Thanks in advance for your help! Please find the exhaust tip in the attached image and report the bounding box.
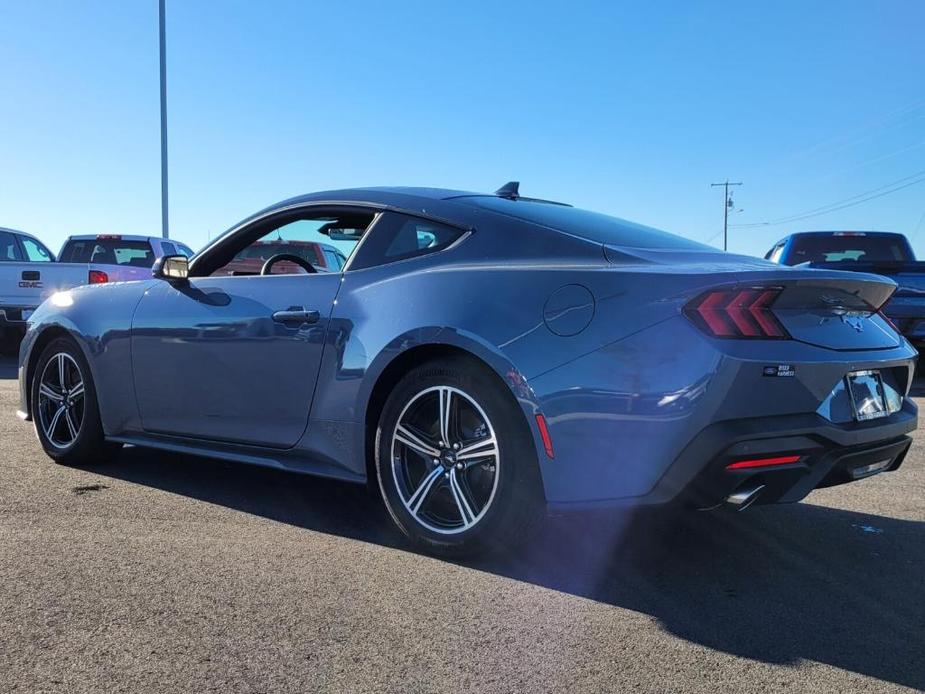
[725,484,766,511]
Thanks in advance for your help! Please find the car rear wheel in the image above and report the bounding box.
[376,357,543,556]
[31,337,120,465]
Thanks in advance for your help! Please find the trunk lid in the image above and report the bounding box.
[604,246,901,351]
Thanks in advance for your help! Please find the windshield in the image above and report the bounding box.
[785,234,913,265]
[463,196,711,250]
[60,239,155,267]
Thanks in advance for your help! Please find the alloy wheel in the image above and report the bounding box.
[390,385,500,534]
[37,352,85,449]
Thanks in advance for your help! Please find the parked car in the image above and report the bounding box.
[0,227,93,354]
[58,235,195,283]
[765,231,925,349]
[16,185,918,556]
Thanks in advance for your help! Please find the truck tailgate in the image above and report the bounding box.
[0,263,90,311]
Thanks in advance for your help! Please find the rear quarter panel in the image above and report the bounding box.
[305,219,770,478]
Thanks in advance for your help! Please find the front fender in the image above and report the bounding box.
[17,282,152,433]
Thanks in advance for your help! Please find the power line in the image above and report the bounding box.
[710,180,741,251]
[731,169,925,229]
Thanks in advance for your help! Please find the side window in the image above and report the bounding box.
[177,245,194,258]
[160,241,177,256]
[766,244,784,263]
[350,213,465,270]
[0,231,24,261]
[20,236,54,261]
[207,211,374,277]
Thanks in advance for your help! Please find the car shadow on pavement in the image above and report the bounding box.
[86,444,924,691]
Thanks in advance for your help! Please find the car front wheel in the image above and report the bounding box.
[376,357,543,556]
[31,337,120,465]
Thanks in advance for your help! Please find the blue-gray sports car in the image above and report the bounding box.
[16,184,919,555]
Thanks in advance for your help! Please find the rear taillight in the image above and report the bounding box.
[684,287,789,339]
[88,270,109,284]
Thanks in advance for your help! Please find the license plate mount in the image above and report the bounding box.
[846,370,888,422]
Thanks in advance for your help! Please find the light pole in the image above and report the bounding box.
[159,0,169,239]
[710,180,741,251]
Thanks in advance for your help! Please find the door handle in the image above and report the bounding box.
[272,308,320,325]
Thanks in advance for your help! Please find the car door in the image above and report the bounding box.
[128,212,364,448]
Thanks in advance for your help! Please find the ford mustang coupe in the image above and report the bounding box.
[16,184,918,555]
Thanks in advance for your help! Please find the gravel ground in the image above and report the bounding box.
[1,358,922,693]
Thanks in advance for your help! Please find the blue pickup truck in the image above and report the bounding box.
[765,231,925,349]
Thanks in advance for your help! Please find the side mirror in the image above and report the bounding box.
[152,255,189,281]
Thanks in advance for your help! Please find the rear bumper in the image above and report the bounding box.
[0,307,36,326]
[547,399,918,513]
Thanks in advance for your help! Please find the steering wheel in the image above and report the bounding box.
[260,253,317,275]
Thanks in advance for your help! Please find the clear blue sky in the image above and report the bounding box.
[1,1,923,258]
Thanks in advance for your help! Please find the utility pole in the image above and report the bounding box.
[710,180,741,251]
[159,0,169,238]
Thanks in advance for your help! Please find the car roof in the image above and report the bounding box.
[0,226,44,242]
[785,230,901,237]
[66,234,160,242]
[236,186,569,231]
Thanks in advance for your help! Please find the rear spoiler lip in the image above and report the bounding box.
[724,268,898,312]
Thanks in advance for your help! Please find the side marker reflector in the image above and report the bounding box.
[535,414,554,459]
[726,455,801,470]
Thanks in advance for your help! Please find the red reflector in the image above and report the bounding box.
[535,414,554,459]
[726,455,801,470]
[684,287,789,339]
[88,270,109,284]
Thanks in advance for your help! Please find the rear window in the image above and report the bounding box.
[60,239,155,267]
[463,197,710,250]
[785,234,912,265]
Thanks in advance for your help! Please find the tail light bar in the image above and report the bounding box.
[684,287,789,339]
[88,270,109,284]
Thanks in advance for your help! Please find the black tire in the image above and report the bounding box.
[31,337,121,465]
[375,356,544,557]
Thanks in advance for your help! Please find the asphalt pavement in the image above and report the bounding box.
[1,358,923,693]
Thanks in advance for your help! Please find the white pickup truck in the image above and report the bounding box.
[0,227,91,353]
[0,229,194,354]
